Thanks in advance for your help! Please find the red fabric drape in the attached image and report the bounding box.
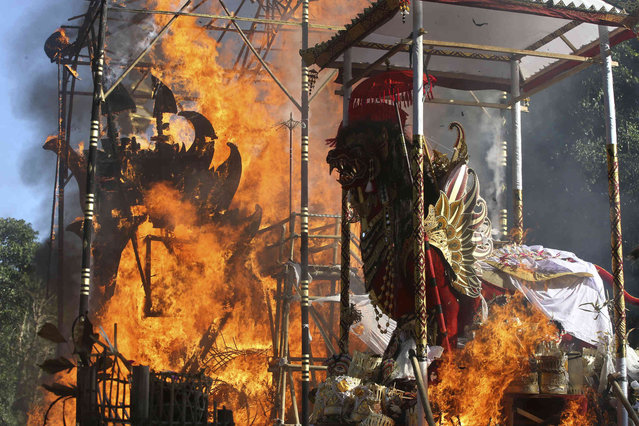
[595,264,639,307]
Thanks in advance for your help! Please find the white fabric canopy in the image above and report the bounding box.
[481,244,613,347]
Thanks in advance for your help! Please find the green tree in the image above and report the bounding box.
[0,218,54,425]
[523,37,639,345]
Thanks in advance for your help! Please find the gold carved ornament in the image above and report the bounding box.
[425,191,482,298]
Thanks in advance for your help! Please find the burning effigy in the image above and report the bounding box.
[31,0,639,425]
[314,102,639,424]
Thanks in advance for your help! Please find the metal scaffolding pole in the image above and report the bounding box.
[79,0,107,320]
[300,0,310,423]
[599,25,628,426]
[511,59,523,244]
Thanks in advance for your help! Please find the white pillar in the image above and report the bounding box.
[412,1,424,136]
[510,59,523,243]
[599,25,628,426]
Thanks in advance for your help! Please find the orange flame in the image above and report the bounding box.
[430,295,559,424]
[90,1,368,424]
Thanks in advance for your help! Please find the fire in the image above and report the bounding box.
[33,1,377,424]
[430,295,559,424]
[559,398,592,426]
[92,0,368,424]
[56,27,69,45]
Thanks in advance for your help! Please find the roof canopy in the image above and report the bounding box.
[302,0,637,100]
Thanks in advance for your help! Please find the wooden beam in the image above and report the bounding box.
[560,34,579,53]
[217,0,301,111]
[516,408,544,424]
[521,27,625,92]
[309,69,338,104]
[356,35,594,63]
[427,97,528,112]
[356,40,511,62]
[524,21,581,52]
[420,38,599,63]
[512,61,593,105]
[347,38,410,87]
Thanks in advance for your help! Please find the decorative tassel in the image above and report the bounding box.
[399,0,410,23]
[365,159,375,193]
[365,180,374,193]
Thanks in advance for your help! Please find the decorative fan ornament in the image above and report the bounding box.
[425,191,482,298]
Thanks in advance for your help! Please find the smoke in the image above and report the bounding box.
[422,88,507,234]
[522,74,615,269]
[5,1,87,235]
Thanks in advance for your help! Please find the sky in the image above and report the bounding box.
[0,2,87,238]
[0,2,633,273]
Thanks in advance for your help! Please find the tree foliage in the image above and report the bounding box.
[523,37,639,345]
[565,38,639,206]
[0,218,54,425]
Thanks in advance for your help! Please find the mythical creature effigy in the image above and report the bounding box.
[327,102,492,351]
[44,77,262,308]
[317,99,639,425]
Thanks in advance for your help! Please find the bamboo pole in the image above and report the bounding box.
[410,350,436,426]
[609,374,639,426]
[56,61,69,357]
[339,48,352,356]
[288,369,300,425]
[309,69,338,104]
[300,0,310,423]
[77,5,107,424]
[599,26,628,426]
[277,269,293,422]
[218,0,301,111]
[411,2,431,425]
[78,0,107,319]
[412,0,426,361]
[418,38,598,63]
[109,5,344,30]
[103,1,191,99]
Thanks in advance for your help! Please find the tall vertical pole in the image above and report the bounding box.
[300,0,311,423]
[500,139,508,240]
[411,1,429,424]
[77,5,107,423]
[500,91,509,240]
[56,62,69,357]
[289,112,294,225]
[79,0,107,319]
[599,25,627,426]
[510,59,523,244]
[412,0,426,358]
[339,49,352,355]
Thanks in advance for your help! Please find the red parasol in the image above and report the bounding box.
[349,70,436,113]
[325,102,408,146]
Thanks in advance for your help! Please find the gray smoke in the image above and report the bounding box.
[9,1,87,234]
